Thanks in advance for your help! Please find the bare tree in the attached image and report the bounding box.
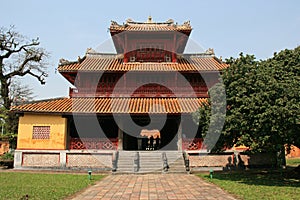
[9,80,35,106]
[0,26,48,133]
[1,80,35,134]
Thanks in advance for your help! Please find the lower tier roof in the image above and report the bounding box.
[11,97,207,114]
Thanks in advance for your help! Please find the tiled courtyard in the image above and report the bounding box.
[70,174,237,200]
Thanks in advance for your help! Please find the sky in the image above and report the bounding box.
[1,0,300,100]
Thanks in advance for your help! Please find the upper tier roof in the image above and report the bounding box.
[58,50,228,72]
[110,17,192,33]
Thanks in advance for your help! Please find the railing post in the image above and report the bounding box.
[183,151,190,172]
[177,121,182,151]
[162,152,169,172]
[133,152,139,172]
[112,151,118,172]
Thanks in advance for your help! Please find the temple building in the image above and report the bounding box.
[12,17,228,171]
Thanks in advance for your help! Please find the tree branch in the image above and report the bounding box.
[0,41,40,60]
[4,68,46,84]
[27,71,46,84]
[3,51,44,79]
[1,26,40,60]
[0,25,49,134]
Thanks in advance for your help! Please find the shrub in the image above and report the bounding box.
[0,152,14,160]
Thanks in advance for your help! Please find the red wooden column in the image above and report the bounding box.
[172,33,177,62]
[117,127,123,150]
[124,34,128,63]
[124,73,126,93]
[175,72,178,93]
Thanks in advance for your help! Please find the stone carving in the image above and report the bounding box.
[115,54,124,59]
[176,54,183,59]
[59,58,70,65]
[110,20,119,26]
[183,20,191,27]
[126,18,133,24]
[86,47,97,54]
[166,19,174,24]
[205,48,215,55]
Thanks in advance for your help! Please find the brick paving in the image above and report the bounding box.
[70,174,237,200]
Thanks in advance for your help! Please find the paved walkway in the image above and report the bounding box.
[70,174,237,200]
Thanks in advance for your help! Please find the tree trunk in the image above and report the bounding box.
[0,78,17,133]
[1,78,12,110]
[276,145,286,168]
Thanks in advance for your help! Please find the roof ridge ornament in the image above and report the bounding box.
[147,16,153,23]
[205,48,215,55]
[59,58,70,65]
[110,18,192,30]
[115,54,124,59]
[183,20,191,27]
[125,18,133,24]
[110,20,119,26]
[166,19,174,25]
[86,47,98,55]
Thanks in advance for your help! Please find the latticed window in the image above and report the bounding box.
[32,126,50,139]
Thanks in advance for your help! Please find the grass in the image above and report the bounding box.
[198,170,300,200]
[286,158,300,166]
[0,172,105,200]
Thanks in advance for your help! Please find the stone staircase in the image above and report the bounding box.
[165,151,187,173]
[116,151,136,173]
[115,151,187,174]
[139,151,164,173]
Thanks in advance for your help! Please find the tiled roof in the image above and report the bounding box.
[58,54,228,72]
[110,24,191,32]
[11,97,207,114]
[110,18,192,32]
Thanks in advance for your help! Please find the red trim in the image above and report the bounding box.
[182,138,205,150]
[69,138,118,150]
[17,148,66,150]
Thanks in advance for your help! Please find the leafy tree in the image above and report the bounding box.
[0,26,48,133]
[193,82,227,152]
[224,48,299,153]
[194,46,300,158]
[262,48,300,150]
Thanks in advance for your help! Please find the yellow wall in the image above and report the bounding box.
[17,114,67,150]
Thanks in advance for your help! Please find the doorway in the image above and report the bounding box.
[122,115,180,150]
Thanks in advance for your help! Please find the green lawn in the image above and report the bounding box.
[0,172,105,200]
[198,170,300,200]
[286,158,300,166]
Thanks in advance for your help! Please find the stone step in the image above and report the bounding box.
[140,161,162,163]
[116,151,186,173]
[117,160,134,163]
[117,160,134,162]
[117,164,133,167]
[140,160,162,162]
[140,164,162,166]
[165,154,186,173]
[117,167,134,171]
[116,152,136,173]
